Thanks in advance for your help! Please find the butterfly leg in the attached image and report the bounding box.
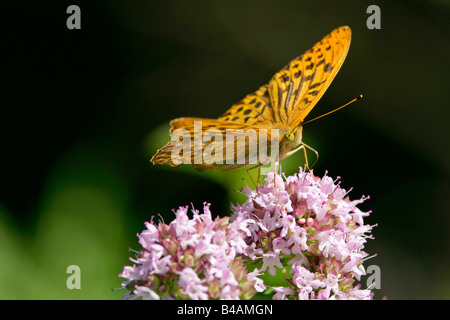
[272,163,288,213]
[248,162,287,213]
[246,163,264,189]
[302,142,319,169]
[301,143,320,180]
[266,162,287,213]
[285,143,319,175]
[257,167,261,187]
[285,144,305,159]
[285,144,309,170]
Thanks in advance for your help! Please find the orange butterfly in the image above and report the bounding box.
[151,26,352,175]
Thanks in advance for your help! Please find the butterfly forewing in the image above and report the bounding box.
[268,26,351,128]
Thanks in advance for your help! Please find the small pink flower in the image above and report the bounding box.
[120,203,263,300]
[231,167,376,300]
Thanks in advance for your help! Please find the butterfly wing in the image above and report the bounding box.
[216,85,276,128]
[151,118,283,171]
[267,26,351,128]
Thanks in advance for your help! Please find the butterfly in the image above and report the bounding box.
[151,26,351,175]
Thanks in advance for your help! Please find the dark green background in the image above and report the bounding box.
[1,0,449,299]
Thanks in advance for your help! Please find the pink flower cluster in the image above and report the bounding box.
[120,167,375,300]
[120,204,265,300]
[231,168,374,299]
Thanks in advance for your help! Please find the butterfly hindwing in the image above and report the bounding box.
[216,85,275,127]
[151,118,282,171]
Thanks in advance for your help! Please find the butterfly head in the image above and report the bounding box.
[279,126,304,160]
[285,126,303,147]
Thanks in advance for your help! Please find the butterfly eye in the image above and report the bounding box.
[286,130,295,141]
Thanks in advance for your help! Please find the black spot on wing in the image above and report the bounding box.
[309,80,326,89]
[316,59,325,67]
[306,63,314,70]
[280,73,290,83]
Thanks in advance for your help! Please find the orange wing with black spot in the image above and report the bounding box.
[268,26,351,127]
[216,84,275,128]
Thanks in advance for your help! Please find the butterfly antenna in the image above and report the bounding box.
[302,95,363,125]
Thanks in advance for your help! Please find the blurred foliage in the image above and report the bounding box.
[1,0,449,299]
[0,142,130,299]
